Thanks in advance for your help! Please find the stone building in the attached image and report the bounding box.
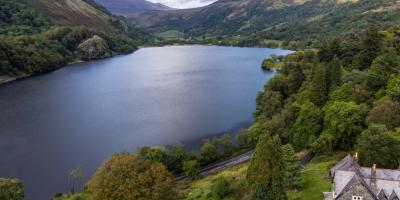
[324,154,400,200]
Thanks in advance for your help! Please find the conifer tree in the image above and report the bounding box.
[308,64,328,107]
[282,144,304,189]
[327,56,341,92]
[247,135,287,200]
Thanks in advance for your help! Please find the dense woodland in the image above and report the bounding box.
[0,0,151,78]
[253,27,400,166]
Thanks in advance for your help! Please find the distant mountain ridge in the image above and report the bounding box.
[93,0,173,16]
[19,0,122,31]
[131,0,400,47]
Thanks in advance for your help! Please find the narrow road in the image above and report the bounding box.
[176,149,314,180]
[176,150,254,180]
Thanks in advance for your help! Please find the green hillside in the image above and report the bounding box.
[131,0,400,47]
[0,0,153,81]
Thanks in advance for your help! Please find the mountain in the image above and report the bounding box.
[93,0,172,16]
[131,0,400,47]
[19,0,124,31]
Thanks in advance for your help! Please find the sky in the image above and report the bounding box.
[148,0,217,9]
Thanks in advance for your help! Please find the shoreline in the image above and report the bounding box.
[0,53,123,86]
[0,45,291,86]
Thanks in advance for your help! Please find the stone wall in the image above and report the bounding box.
[337,182,376,200]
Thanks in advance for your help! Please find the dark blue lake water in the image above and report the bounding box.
[0,46,291,199]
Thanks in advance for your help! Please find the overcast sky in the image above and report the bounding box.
[148,0,216,9]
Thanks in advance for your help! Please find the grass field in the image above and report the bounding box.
[156,30,185,40]
[287,152,347,200]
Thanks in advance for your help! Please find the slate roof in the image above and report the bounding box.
[329,155,400,200]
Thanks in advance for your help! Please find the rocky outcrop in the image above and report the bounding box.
[76,35,111,60]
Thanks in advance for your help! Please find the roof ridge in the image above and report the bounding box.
[360,166,400,172]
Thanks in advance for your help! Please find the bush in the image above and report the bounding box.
[210,176,230,200]
[183,160,200,178]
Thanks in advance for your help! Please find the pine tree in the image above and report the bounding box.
[247,135,287,200]
[308,63,328,107]
[327,56,341,92]
[282,144,304,190]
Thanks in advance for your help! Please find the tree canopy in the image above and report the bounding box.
[0,178,24,200]
[88,153,175,200]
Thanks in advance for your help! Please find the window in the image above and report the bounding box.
[352,196,363,200]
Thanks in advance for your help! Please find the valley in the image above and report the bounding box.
[1,0,400,200]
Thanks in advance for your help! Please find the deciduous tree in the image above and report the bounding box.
[357,125,400,168]
[292,101,323,151]
[88,153,175,200]
[0,178,24,200]
[322,101,369,150]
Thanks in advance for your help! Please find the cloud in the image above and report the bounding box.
[148,0,217,9]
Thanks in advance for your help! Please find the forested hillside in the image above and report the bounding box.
[252,26,400,167]
[132,0,400,47]
[0,0,152,81]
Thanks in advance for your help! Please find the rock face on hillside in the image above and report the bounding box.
[76,35,111,60]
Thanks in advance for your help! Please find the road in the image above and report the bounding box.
[176,149,314,180]
[176,150,254,180]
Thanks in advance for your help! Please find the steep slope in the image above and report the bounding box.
[0,0,153,81]
[19,0,125,32]
[131,0,400,46]
[93,0,172,16]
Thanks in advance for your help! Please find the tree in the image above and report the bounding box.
[292,101,323,151]
[69,166,84,194]
[218,134,235,157]
[166,144,186,173]
[308,64,328,106]
[210,176,230,199]
[326,56,341,92]
[183,160,200,178]
[367,97,400,130]
[318,37,342,63]
[286,64,305,95]
[367,48,400,89]
[0,178,24,200]
[88,153,175,200]
[322,101,369,150]
[353,27,381,70]
[250,182,268,200]
[282,145,304,189]
[247,135,287,200]
[255,90,284,119]
[357,125,400,168]
[387,75,400,100]
[137,146,167,164]
[200,139,219,164]
[236,129,251,149]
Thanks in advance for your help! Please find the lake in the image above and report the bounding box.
[0,46,291,199]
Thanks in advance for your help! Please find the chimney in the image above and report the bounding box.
[370,164,377,190]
